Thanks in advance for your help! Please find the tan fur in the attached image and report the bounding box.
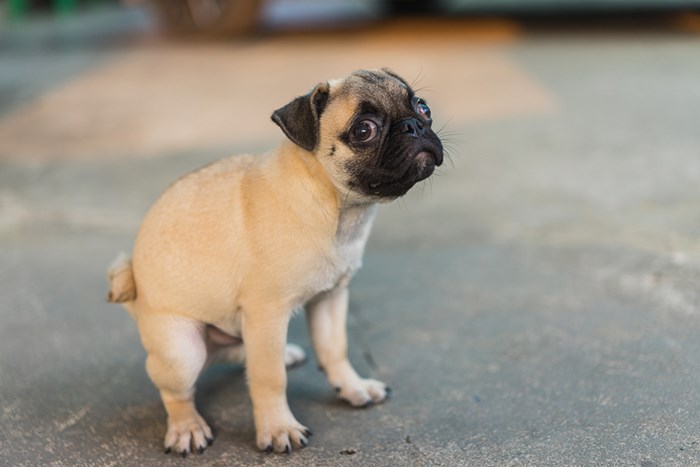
[107,70,430,456]
[107,253,136,303]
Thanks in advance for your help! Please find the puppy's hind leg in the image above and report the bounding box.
[209,344,306,368]
[283,343,307,369]
[137,314,213,457]
[205,324,307,369]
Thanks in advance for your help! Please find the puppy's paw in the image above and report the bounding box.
[164,412,213,457]
[284,343,307,369]
[256,413,311,454]
[336,377,391,407]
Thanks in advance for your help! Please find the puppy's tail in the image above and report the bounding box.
[107,253,137,304]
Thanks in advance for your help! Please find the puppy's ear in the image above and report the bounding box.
[271,82,330,152]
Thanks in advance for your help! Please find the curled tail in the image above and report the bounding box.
[107,253,137,303]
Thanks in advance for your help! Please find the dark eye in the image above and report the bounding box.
[415,99,432,121]
[352,119,379,142]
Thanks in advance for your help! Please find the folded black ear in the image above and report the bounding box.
[271,82,330,152]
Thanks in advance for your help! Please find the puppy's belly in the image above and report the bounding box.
[206,324,243,346]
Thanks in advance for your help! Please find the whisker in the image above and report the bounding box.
[442,146,460,157]
[398,196,407,212]
[440,138,464,148]
[437,130,463,139]
[436,132,464,144]
[410,67,425,90]
[413,86,437,96]
[435,115,456,134]
[439,142,460,167]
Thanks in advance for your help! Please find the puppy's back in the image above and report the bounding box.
[129,154,257,317]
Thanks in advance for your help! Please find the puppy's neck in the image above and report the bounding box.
[274,141,377,245]
[273,141,339,210]
[336,203,377,245]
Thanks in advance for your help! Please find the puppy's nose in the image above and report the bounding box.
[398,118,426,138]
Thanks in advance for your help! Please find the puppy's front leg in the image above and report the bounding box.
[307,288,390,407]
[243,310,311,453]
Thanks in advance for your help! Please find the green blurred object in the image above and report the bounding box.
[54,0,79,15]
[8,0,29,20]
[7,0,78,20]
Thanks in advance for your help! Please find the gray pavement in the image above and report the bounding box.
[2,6,700,466]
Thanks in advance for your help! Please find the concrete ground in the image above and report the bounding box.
[2,4,700,466]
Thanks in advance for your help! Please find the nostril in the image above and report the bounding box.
[397,118,425,138]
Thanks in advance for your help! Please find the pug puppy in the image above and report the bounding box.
[108,68,444,456]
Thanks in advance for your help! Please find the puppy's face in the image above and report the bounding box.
[272,69,444,202]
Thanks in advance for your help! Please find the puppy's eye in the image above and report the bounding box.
[352,120,379,142]
[415,99,432,121]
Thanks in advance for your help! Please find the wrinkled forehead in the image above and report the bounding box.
[329,70,414,116]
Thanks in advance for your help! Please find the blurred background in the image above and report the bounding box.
[2,1,700,465]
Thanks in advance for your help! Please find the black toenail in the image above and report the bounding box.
[181,451,188,458]
[198,446,205,454]
[300,438,308,448]
[335,386,341,393]
[265,445,273,454]
[206,437,214,446]
[304,429,313,437]
[285,444,291,454]
[164,447,172,454]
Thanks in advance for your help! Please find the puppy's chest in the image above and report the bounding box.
[301,205,377,302]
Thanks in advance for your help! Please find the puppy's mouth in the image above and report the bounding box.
[413,150,442,181]
[365,146,444,198]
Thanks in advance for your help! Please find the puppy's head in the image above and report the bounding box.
[272,69,444,202]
